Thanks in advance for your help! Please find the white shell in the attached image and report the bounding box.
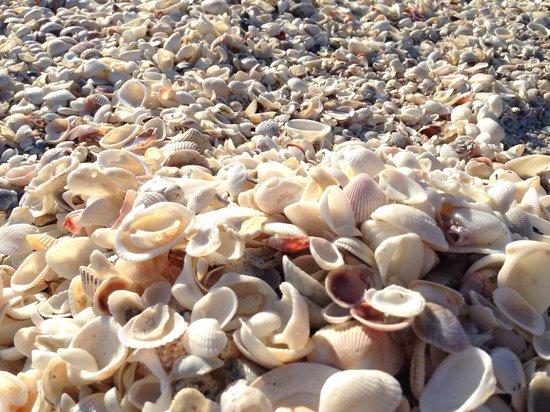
[220,380,273,412]
[420,347,497,412]
[319,370,402,412]
[492,287,545,335]
[342,173,386,223]
[377,168,428,204]
[365,285,425,317]
[183,318,228,358]
[309,237,345,270]
[191,287,238,328]
[319,185,361,236]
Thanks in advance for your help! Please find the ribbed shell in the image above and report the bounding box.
[371,204,449,251]
[0,224,38,256]
[343,173,386,223]
[183,318,228,358]
[308,322,403,375]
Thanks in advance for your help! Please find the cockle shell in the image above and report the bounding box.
[371,204,449,251]
[183,318,228,358]
[115,202,194,262]
[506,155,550,178]
[99,125,141,150]
[325,265,374,308]
[285,119,331,142]
[0,224,38,256]
[374,233,426,286]
[309,237,345,270]
[307,321,403,375]
[220,379,273,412]
[342,173,386,223]
[117,79,149,109]
[170,388,220,412]
[420,347,497,412]
[319,370,402,412]
[254,177,304,215]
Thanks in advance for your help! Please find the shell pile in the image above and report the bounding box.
[0,0,549,411]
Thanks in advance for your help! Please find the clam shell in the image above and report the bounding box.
[412,302,469,353]
[10,250,48,292]
[285,119,331,142]
[117,79,149,109]
[497,240,550,313]
[282,255,330,307]
[220,379,273,412]
[371,204,449,251]
[99,125,141,150]
[251,363,338,411]
[420,347,497,412]
[409,280,464,316]
[0,371,29,408]
[307,321,403,375]
[506,155,550,178]
[107,290,144,326]
[191,286,238,328]
[186,226,222,257]
[342,173,386,223]
[492,287,545,336]
[254,177,304,215]
[284,201,332,237]
[325,265,374,308]
[490,347,526,411]
[333,237,376,267]
[46,237,102,280]
[374,233,425,286]
[319,370,402,412]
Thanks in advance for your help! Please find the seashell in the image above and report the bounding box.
[307,321,403,375]
[285,119,331,142]
[107,290,144,325]
[420,347,497,412]
[490,347,526,411]
[377,168,428,204]
[492,287,545,336]
[0,224,38,256]
[282,255,330,307]
[309,237,345,270]
[364,285,425,318]
[342,173,386,223]
[97,149,151,176]
[115,202,194,262]
[0,189,18,213]
[183,318,228,358]
[220,379,273,412]
[99,125,141,149]
[412,302,469,353]
[59,316,127,385]
[528,372,550,412]
[170,387,219,412]
[190,286,238,328]
[118,303,188,349]
[271,282,310,350]
[325,265,374,308]
[5,164,39,187]
[283,201,332,237]
[251,363,338,411]
[374,233,425,286]
[263,222,308,238]
[333,237,376,267]
[319,370,402,412]
[10,251,48,292]
[117,79,149,109]
[371,204,449,251]
[319,185,361,236]
[255,120,279,137]
[254,177,304,215]
[186,226,222,257]
[169,354,224,382]
[497,240,550,314]
[0,371,29,408]
[409,280,464,316]
[46,236,101,280]
[506,155,550,179]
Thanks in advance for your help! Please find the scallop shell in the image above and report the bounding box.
[319,370,402,412]
[183,318,228,358]
[492,287,545,335]
[251,363,338,411]
[115,202,194,262]
[59,316,127,385]
[307,321,403,375]
[377,168,428,204]
[342,173,386,223]
[118,303,188,349]
[333,237,376,267]
[309,237,345,270]
[419,347,497,412]
[371,204,449,251]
